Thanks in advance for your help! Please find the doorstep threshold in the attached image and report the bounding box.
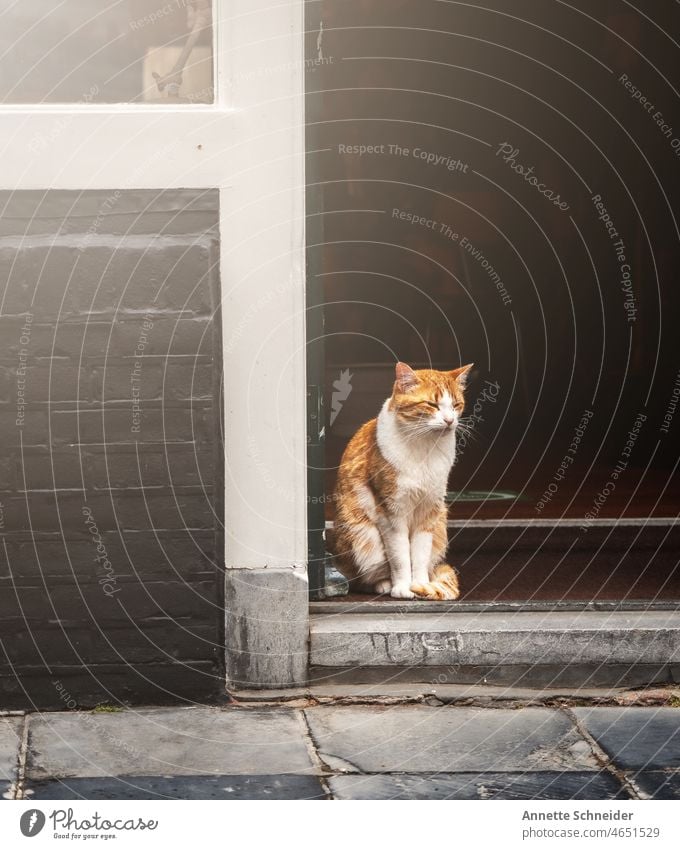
[310,599,680,615]
[325,517,680,530]
[310,609,680,670]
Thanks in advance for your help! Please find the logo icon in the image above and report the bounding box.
[330,369,353,426]
[20,809,46,837]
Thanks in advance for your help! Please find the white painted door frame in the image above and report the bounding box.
[0,0,308,688]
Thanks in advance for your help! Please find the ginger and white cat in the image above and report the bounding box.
[330,362,472,600]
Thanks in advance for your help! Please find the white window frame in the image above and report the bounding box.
[0,0,308,575]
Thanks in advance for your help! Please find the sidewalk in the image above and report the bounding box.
[1,701,679,800]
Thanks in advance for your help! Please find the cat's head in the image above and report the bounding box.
[388,362,473,433]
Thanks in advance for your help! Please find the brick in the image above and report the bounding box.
[0,490,215,534]
[0,410,49,449]
[0,493,113,534]
[0,189,218,238]
[0,620,217,667]
[0,317,40,361]
[50,407,214,446]
[112,492,217,531]
[50,321,114,359]
[0,320,115,362]
[153,245,216,315]
[0,245,80,318]
[0,457,13,490]
[93,364,164,402]
[87,449,214,488]
[8,363,93,403]
[0,534,217,580]
[73,244,215,316]
[113,317,214,357]
[0,662,220,709]
[18,452,88,490]
[0,366,11,402]
[0,579,218,624]
[166,365,214,400]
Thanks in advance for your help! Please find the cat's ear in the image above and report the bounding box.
[450,363,474,389]
[395,361,419,393]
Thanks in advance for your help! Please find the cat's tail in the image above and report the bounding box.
[411,564,460,601]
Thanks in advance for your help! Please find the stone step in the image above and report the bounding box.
[310,610,680,688]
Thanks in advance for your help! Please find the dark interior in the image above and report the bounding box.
[306,0,680,601]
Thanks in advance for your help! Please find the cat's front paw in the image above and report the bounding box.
[390,583,415,599]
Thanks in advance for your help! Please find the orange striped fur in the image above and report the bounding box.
[330,362,472,600]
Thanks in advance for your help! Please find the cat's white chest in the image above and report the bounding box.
[377,404,455,503]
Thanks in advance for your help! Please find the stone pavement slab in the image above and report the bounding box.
[304,706,598,773]
[574,707,680,769]
[0,717,22,796]
[633,771,680,800]
[329,771,628,800]
[27,707,314,779]
[17,704,680,800]
[26,774,325,800]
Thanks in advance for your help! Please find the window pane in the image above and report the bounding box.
[0,1,214,104]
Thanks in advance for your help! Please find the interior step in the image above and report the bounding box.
[322,519,680,601]
[310,609,680,688]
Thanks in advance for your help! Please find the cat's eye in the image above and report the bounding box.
[425,401,439,409]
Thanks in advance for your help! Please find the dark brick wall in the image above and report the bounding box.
[0,190,224,709]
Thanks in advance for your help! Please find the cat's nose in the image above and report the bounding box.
[443,414,455,426]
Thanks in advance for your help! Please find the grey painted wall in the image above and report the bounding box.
[0,189,224,709]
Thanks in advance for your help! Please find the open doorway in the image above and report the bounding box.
[306,0,680,603]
